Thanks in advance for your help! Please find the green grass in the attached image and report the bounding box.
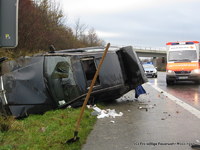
[0,108,97,150]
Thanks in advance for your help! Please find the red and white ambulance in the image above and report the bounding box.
[166,41,200,85]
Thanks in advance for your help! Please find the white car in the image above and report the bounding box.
[143,64,157,78]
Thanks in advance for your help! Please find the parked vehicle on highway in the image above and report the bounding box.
[166,41,200,85]
[0,46,147,118]
[143,64,157,78]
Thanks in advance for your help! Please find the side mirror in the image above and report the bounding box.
[0,0,19,48]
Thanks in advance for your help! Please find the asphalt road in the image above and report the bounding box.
[82,75,200,150]
[148,72,200,110]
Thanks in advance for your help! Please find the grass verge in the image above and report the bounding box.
[0,107,97,150]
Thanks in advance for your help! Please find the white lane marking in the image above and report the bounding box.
[147,83,200,119]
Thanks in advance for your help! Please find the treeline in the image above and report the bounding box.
[15,0,105,52]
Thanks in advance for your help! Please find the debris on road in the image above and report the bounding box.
[92,106,102,114]
[97,109,123,119]
[138,106,148,112]
[137,102,156,112]
[110,120,115,123]
[91,106,123,119]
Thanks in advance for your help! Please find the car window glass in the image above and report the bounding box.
[44,56,80,105]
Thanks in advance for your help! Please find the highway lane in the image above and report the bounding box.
[83,76,200,150]
[147,71,200,110]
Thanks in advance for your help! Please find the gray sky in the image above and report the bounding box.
[60,0,200,48]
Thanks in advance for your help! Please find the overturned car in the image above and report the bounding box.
[0,46,147,118]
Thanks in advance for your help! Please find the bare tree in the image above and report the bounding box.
[87,28,100,46]
[74,18,88,40]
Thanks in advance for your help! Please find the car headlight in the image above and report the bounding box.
[191,69,200,74]
[167,70,175,75]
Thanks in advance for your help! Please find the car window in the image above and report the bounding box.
[44,56,80,105]
[143,64,155,68]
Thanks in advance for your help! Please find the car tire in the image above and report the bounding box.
[194,80,200,85]
[166,79,174,85]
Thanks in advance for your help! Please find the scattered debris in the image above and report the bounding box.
[161,118,165,120]
[110,120,115,123]
[91,111,100,116]
[87,105,92,108]
[176,111,180,114]
[92,106,102,114]
[137,103,155,111]
[138,106,148,112]
[91,106,123,119]
[67,105,72,108]
[91,106,102,116]
[97,109,123,119]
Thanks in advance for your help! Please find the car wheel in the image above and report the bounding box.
[166,79,174,85]
[194,80,200,84]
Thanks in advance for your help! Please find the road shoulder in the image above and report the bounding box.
[82,83,200,150]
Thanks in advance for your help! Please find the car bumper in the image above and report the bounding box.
[145,72,157,77]
[166,74,200,81]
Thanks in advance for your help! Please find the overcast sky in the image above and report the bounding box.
[60,0,200,48]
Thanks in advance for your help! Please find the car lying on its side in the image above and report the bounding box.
[0,46,147,118]
[143,64,157,78]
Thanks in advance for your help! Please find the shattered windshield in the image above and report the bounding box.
[44,56,80,105]
[168,50,197,61]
